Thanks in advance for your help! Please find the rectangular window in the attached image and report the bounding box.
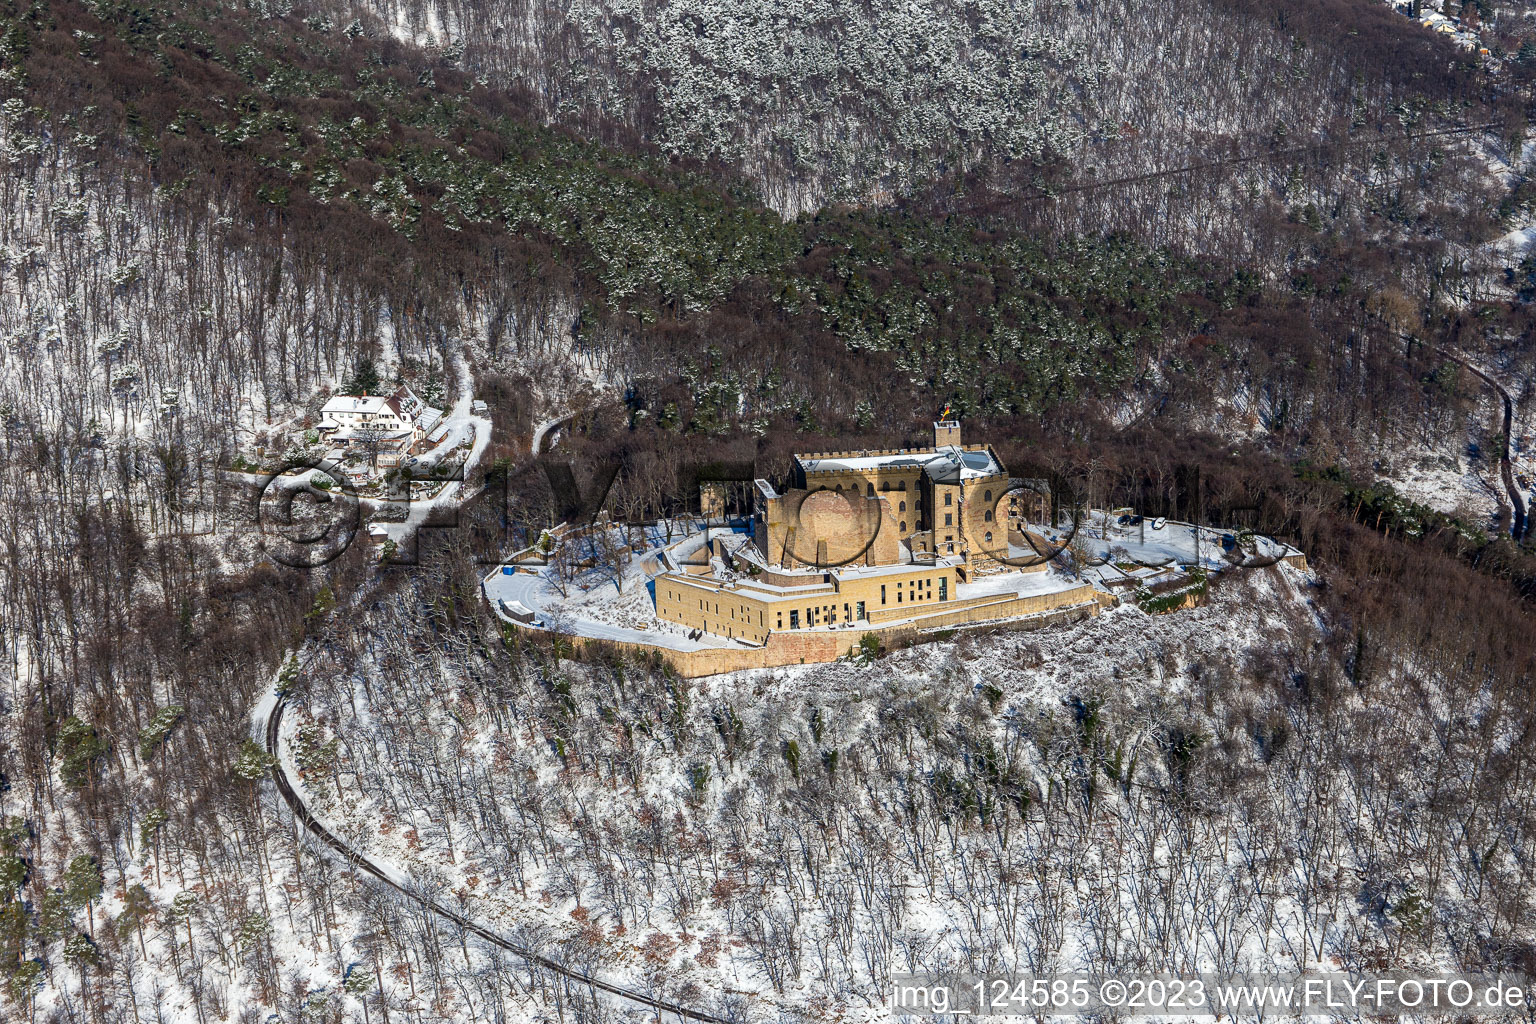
[945,513,953,526]
[856,601,866,619]
[939,578,948,601]
[790,610,800,629]
[945,492,952,506]
[881,585,887,604]
[897,590,903,603]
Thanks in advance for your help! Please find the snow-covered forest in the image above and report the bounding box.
[104,539,1536,1023]
[285,569,1380,1022]
[319,0,1492,220]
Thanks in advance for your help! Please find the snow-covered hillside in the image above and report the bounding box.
[319,0,1456,216]
[257,559,1533,1021]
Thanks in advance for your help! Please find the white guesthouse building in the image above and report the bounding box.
[317,385,444,468]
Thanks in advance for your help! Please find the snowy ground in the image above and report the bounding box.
[375,358,494,544]
[1380,451,1501,525]
[1044,512,1301,571]
[407,416,475,471]
[483,520,749,650]
[1498,224,1536,260]
[1493,137,1536,265]
[955,566,1089,599]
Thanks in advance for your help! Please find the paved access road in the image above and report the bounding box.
[261,690,736,1023]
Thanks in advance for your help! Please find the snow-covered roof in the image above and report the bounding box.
[729,539,962,580]
[799,453,927,473]
[924,446,1003,483]
[320,385,439,426]
[797,445,1003,483]
[322,394,392,415]
[823,555,963,578]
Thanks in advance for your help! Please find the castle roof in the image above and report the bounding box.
[923,447,1003,483]
[796,445,1003,482]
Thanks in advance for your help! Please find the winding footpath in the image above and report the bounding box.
[530,412,577,457]
[959,122,1499,213]
[1438,347,1527,540]
[377,350,495,546]
[261,692,733,1023]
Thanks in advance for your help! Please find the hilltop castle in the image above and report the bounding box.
[654,420,1075,644]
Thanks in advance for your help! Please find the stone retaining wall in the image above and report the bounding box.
[548,593,1106,678]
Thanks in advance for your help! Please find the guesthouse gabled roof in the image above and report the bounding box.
[321,385,440,427]
[321,393,393,416]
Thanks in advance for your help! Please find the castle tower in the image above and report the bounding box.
[933,418,961,449]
